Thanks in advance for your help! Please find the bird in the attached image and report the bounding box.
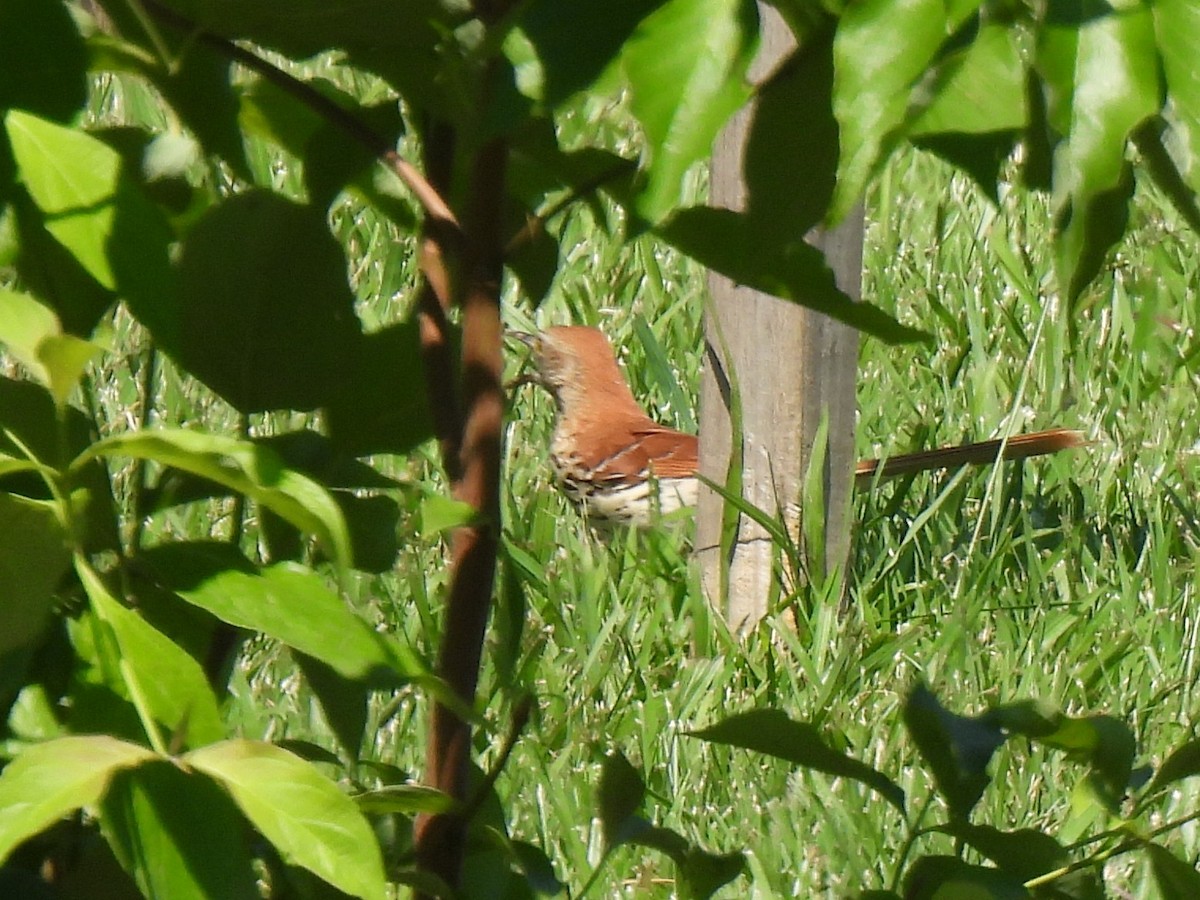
[517,325,1084,527]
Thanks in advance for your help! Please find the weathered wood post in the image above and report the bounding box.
[696,6,862,630]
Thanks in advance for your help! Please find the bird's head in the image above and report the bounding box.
[513,326,638,414]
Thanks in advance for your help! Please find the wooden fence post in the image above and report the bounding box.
[696,6,862,630]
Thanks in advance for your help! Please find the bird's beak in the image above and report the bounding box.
[505,329,542,391]
[508,330,538,349]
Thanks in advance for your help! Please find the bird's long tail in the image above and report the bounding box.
[854,428,1085,486]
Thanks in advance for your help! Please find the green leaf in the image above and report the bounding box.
[507,837,566,896]
[354,784,459,816]
[1036,714,1136,810]
[0,493,70,657]
[515,0,663,109]
[175,190,362,412]
[1152,0,1200,194]
[0,289,103,404]
[655,206,928,343]
[991,700,1137,811]
[904,22,1025,199]
[911,131,1018,204]
[0,379,120,555]
[1148,842,1200,899]
[950,823,1068,883]
[907,23,1025,137]
[185,739,387,900]
[0,0,87,123]
[676,847,746,900]
[238,77,404,208]
[632,823,689,860]
[901,855,1028,900]
[0,734,155,864]
[1148,739,1200,795]
[333,492,401,574]
[295,652,368,760]
[101,760,259,900]
[5,110,120,287]
[1050,1,1159,300]
[5,112,178,346]
[689,709,905,812]
[7,188,116,336]
[420,494,480,535]
[598,751,647,850]
[77,560,225,749]
[903,682,1006,820]
[77,428,352,571]
[1132,119,1200,234]
[90,4,250,180]
[155,0,459,118]
[831,0,984,222]
[324,320,436,456]
[744,33,838,236]
[624,0,758,221]
[137,541,418,683]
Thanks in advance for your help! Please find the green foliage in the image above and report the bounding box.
[1,0,1199,897]
[685,682,1200,897]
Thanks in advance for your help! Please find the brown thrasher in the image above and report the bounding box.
[519,325,1083,527]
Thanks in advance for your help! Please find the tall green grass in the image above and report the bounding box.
[71,66,1200,897]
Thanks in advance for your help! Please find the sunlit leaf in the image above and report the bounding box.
[77,560,225,749]
[4,112,178,346]
[831,0,983,222]
[185,740,387,900]
[354,784,459,816]
[624,0,758,221]
[1153,0,1200,194]
[1049,1,1159,300]
[0,289,104,404]
[76,429,352,571]
[137,542,418,682]
[0,493,70,657]
[0,735,154,863]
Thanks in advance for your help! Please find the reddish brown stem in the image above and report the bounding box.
[416,119,465,483]
[413,133,508,893]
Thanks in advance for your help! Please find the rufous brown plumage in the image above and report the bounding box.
[521,325,1083,527]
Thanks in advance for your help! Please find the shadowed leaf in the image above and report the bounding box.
[598,751,646,850]
[657,206,927,343]
[689,709,905,812]
[175,190,362,412]
[102,761,259,900]
[904,683,1005,820]
[1148,842,1200,899]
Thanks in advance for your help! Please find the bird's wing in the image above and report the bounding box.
[586,423,698,485]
